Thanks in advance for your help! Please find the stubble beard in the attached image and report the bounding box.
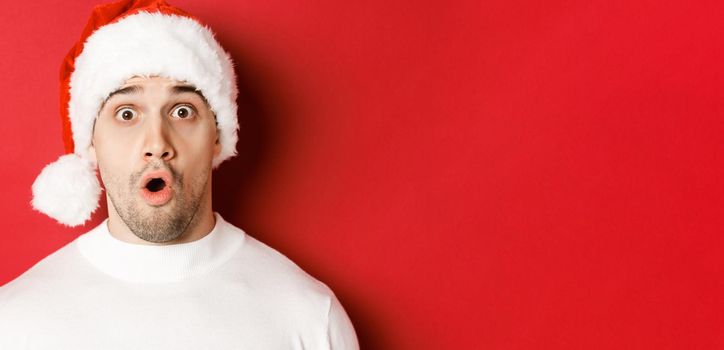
[102,162,209,243]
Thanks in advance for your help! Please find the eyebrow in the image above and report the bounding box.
[102,84,210,107]
[106,85,143,100]
[172,85,209,105]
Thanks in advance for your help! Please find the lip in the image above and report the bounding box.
[139,170,174,206]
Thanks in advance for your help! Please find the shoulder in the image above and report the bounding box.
[0,237,83,340]
[219,220,335,315]
[0,238,81,301]
[219,221,359,348]
[223,220,334,299]
[0,229,103,310]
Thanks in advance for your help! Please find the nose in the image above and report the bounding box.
[142,115,175,163]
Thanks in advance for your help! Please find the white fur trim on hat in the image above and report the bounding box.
[31,154,102,227]
[69,11,239,167]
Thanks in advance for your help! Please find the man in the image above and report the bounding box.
[0,1,359,349]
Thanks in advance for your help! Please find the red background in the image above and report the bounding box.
[1,0,723,348]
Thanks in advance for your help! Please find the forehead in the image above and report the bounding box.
[117,75,189,92]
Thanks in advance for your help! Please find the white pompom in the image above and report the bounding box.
[31,154,102,227]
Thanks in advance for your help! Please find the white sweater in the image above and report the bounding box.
[0,213,359,350]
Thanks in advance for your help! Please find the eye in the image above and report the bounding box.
[171,105,195,119]
[114,107,137,121]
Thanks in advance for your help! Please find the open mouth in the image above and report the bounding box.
[145,178,167,193]
[140,171,174,206]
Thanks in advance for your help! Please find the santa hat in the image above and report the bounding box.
[31,0,238,227]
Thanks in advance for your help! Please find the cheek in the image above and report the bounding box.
[96,160,125,195]
[93,130,137,186]
[174,123,218,158]
[93,140,133,171]
[93,119,136,160]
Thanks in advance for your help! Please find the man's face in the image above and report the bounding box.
[90,76,220,243]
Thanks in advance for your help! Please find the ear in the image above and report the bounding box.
[88,119,99,165]
[213,128,221,157]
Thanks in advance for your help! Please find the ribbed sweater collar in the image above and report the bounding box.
[76,212,244,284]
